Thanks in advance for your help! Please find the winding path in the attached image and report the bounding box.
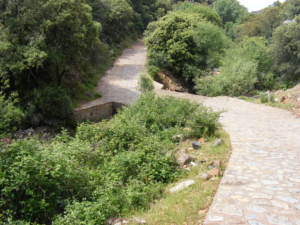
[78,42,300,224]
[157,91,300,225]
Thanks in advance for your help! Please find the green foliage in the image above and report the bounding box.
[0,0,173,127]
[0,0,101,88]
[283,0,300,20]
[178,2,222,26]
[147,65,160,80]
[29,86,73,119]
[0,93,220,224]
[145,4,229,82]
[137,73,155,93]
[0,92,24,133]
[195,57,258,96]
[212,0,247,24]
[260,92,275,103]
[195,36,275,96]
[270,16,300,81]
[235,6,283,39]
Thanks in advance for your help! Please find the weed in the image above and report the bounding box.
[130,130,231,225]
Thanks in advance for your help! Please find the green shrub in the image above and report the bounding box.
[195,37,274,97]
[0,92,24,133]
[195,57,258,97]
[0,93,220,224]
[147,65,160,80]
[145,4,229,82]
[30,86,73,119]
[260,92,275,103]
[137,73,154,93]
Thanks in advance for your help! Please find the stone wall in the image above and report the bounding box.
[73,102,125,122]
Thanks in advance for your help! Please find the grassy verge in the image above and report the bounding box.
[0,93,225,224]
[237,95,295,110]
[129,130,231,225]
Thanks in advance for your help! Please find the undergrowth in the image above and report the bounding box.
[0,93,220,224]
[131,130,231,225]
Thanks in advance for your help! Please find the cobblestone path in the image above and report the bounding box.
[78,42,300,224]
[156,90,300,225]
[76,41,146,110]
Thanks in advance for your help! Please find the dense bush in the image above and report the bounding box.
[145,2,229,83]
[0,93,220,224]
[29,86,73,120]
[137,73,155,93]
[212,0,247,24]
[0,0,173,128]
[270,16,300,82]
[195,37,275,96]
[0,92,24,133]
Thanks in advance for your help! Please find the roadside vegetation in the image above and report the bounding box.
[131,130,231,225]
[0,93,223,224]
[145,0,300,97]
[0,0,174,132]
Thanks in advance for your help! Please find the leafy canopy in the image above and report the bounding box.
[212,0,247,24]
[145,2,229,82]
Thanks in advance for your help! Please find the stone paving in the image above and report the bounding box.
[75,41,146,110]
[156,91,300,225]
[77,42,300,224]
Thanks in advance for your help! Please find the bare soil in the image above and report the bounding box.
[274,83,300,117]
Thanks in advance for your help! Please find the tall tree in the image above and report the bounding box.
[0,0,101,91]
[270,16,300,81]
[283,0,300,19]
[212,0,247,24]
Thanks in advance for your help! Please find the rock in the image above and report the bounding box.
[201,173,212,180]
[134,217,146,224]
[208,168,219,176]
[15,128,35,138]
[280,96,286,102]
[190,162,198,167]
[276,195,299,203]
[246,205,268,213]
[267,214,292,225]
[187,147,194,151]
[271,200,290,210]
[176,153,193,166]
[86,91,94,98]
[170,179,195,192]
[116,44,121,48]
[208,215,224,222]
[212,203,243,216]
[182,165,191,171]
[191,141,201,149]
[207,165,215,170]
[172,134,182,141]
[213,138,223,146]
[249,193,272,199]
[198,138,206,144]
[175,86,184,92]
[213,159,223,167]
